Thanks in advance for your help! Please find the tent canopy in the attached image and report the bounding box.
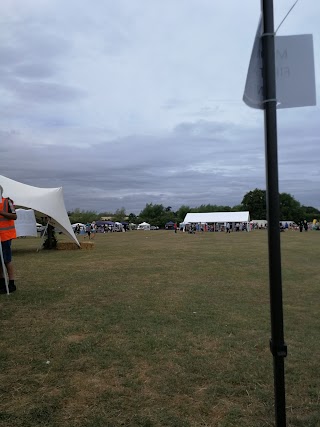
[0,175,79,246]
[183,211,250,224]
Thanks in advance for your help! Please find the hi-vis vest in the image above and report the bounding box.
[0,197,17,242]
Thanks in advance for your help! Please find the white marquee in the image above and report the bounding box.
[183,211,250,224]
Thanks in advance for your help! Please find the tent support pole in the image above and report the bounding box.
[37,220,50,252]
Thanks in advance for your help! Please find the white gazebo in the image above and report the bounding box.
[137,222,151,230]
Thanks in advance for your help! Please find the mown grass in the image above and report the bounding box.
[0,230,319,426]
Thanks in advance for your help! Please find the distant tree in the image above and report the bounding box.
[302,206,320,223]
[175,205,191,223]
[68,209,100,224]
[241,189,307,222]
[216,205,232,212]
[139,203,165,226]
[232,204,246,212]
[113,207,126,222]
[160,211,176,227]
[241,189,266,219]
[128,213,138,223]
[138,203,176,227]
[192,204,232,213]
[279,193,304,222]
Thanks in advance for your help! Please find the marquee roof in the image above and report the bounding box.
[183,211,250,223]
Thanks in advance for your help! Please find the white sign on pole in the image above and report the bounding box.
[243,18,264,109]
[243,19,317,109]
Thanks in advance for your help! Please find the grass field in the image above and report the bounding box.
[0,230,319,427]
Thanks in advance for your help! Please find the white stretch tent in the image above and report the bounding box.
[0,175,80,246]
[15,209,37,237]
[183,211,250,229]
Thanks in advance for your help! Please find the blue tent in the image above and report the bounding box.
[95,220,114,226]
[165,221,176,229]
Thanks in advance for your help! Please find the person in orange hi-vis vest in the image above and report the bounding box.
[0,185,17,294]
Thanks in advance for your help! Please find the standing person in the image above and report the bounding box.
[85,223,91,239]
[0,185,17,294]
[90,222,96,240]
[226,222,231,233]
[174,222,177,233]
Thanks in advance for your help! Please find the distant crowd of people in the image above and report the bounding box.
[73,220,316,239]
[298,220,309,232]
[179,221,315,234]
[181,222,249,233]
[74,222,129,239]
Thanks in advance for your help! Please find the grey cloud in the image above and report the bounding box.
[0,118,272,213]
[0,47,23,67]
[0,20,81,104]
[13,63,57,79]
[162,98,187,110]
[174,120,230,138]
[0,98,75,130]
[3,22,71,60]
[0,34,70,73]
[2,77,85,103]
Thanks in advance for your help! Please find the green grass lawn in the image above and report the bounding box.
[0,230,319,427]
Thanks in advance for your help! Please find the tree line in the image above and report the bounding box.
[68,189,320,228]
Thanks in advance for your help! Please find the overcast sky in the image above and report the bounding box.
[1,0,319,214]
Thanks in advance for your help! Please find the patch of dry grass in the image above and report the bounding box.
[0,230,319,426]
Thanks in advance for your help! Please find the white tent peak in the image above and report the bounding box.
[0,175,79,246]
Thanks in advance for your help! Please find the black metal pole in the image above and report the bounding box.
[261,1,287,426]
